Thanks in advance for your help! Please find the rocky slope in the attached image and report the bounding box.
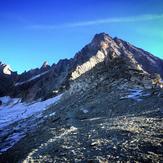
[0,33,163,162]
[3,83,163,162]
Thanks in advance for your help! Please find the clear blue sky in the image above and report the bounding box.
[0,0,163,73]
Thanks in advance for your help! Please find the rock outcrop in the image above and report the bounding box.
[0,62,17,96]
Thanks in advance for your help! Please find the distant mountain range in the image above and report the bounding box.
[0,33,163,101]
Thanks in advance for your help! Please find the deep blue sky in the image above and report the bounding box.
[0,0,163,73]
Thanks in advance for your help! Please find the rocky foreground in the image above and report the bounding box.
[0,80,163,162]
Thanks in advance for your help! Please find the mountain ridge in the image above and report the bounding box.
[0,32,163,101]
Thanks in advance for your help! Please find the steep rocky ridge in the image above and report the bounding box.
[1,33,163,101]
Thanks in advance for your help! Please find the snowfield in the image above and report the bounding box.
[0,94,62,128]
[0,94,63,153]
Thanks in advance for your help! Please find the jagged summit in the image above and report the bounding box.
[41,61,50,69]
[0,62,13,75]
[92,32,113,43]
[90,32,114,50]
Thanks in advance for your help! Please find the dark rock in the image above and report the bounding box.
[0,100,2,106]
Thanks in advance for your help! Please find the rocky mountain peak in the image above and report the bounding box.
[90,32,113,50]
[92,32,113,42]
[0,62,13,75]
[41,61,49,69]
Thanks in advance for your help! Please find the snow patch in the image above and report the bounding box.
[120,89,150,101]
[81,108,89,114]
[49,112,56,117]
[0,96,11,104]
[0,94,62,129]
[0,94,63,153]
[45,112,56,118]
[127,89,143,101]
[0,96,20,106]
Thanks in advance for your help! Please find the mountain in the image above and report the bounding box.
[1,33,163,101]
[0,33,163,162]
[0,62,13,75]
[0,62,17,97]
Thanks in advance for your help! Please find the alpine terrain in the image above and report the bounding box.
[0,33,163,162]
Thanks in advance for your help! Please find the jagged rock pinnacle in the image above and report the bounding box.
[41,61,49,69]
[0,62,13,75]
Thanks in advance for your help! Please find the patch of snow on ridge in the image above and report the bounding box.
[0,94,63,129]
[0,94,63,153]
[80,108,89,114]
[120,89,150,101]
[15,71,49,86]
[0,96,20,106]
[0,96,11,104]
[127,89,143,101]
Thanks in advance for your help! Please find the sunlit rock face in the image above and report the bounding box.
[71,50,106,80]
[71,33,163,83]
[3,65,12,75]
[69,33,161,94]
[0,63,12,75]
